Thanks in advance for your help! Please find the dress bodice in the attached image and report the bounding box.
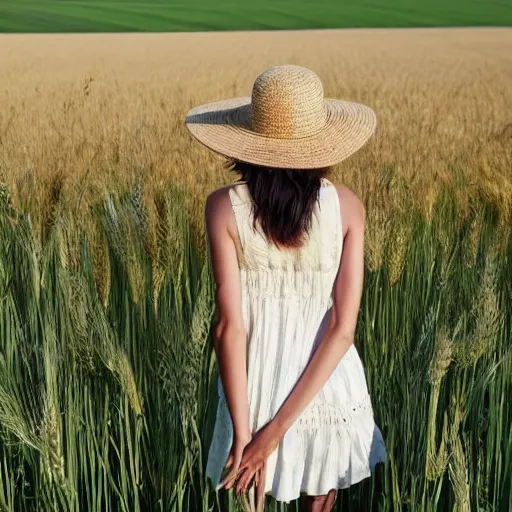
[228,177,343,301]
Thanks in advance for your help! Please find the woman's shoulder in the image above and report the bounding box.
[205,182,251,230]
[207,182,253,214]
[327,181,365,236]
[205,184,231,213]
[204,184,242,241]
[206,180,245,200]
[328,181,364,212]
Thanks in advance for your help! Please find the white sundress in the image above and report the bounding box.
[205,177,387,503]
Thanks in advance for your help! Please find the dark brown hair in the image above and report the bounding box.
[227,158,331,249]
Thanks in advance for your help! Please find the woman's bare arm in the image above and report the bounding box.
[271,185,366,436]
[205,187,251,442]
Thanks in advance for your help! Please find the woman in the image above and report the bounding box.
[185,65,387,511]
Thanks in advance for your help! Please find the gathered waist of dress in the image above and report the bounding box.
[239,267,337,300]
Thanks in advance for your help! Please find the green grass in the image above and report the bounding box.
[0,171,511,511]
[1,0,512,33]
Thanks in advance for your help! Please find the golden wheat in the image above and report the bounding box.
[0,29,510,248]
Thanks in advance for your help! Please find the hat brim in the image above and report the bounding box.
[185,97,376,169]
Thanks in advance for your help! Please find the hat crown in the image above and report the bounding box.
[251,65,327,139]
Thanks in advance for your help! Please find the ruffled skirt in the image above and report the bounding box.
[205,345,387,503]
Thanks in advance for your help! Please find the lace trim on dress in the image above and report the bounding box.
[217,391,374,431]
[295,395,374,430]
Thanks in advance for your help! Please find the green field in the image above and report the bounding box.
[1,0,512,32]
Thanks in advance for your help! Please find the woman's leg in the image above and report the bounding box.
[299,488,337,512]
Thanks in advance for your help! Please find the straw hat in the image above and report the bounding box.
[185,64,377,169]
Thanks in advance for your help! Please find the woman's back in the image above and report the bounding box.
[227,176,342,422]
[206,177,386,502]
[228,176,342,298]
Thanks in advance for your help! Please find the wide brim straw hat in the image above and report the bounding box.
[185,64,377,169]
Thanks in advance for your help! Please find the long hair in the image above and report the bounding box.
[227,158,331,249]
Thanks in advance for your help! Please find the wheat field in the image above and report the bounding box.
[1,29,512,241]
[0,28,511,511]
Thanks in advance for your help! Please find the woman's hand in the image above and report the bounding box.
[219,420,282,496]
[216,432,253,492]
